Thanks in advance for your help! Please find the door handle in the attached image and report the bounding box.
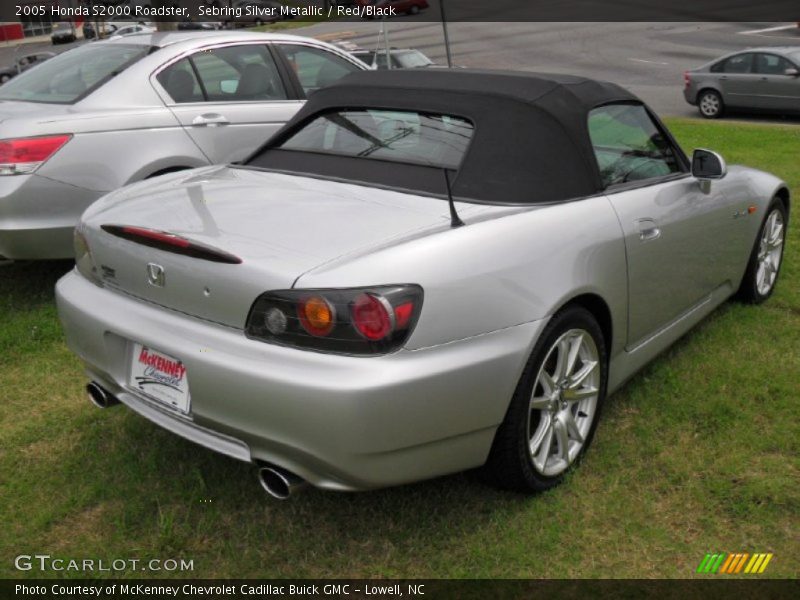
[192,113,230,127]
[636,218,661,242]
[719,76,728,80]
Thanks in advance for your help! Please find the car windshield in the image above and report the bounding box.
[0,43,149,104]
[395,51,432,68]
[277,109,474,169]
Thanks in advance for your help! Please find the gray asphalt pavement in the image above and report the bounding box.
[304,20,800,119]
[2,21,798,120]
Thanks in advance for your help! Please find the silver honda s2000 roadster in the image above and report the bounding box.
[56,70,789,498]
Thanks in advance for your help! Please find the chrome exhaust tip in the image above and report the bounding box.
[86,382,119,409]
[257,466,307,500]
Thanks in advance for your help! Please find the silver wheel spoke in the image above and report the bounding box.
[565,333,583,379]
[563,385,598,402]
[539,370,556,396]
[553,339,570,383]
[568,360,597,389]
[534,424,554,468]
[530,394,551,410]
[563,409,584,444]
[553,418,569,461]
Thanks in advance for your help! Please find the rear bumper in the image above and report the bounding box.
[0,174,101,260]
[683,86,697,105]
[56,270,544,491]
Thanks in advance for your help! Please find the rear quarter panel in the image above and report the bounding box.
[296,195,629,354]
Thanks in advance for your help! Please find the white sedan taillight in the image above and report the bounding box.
[0,134,72,175]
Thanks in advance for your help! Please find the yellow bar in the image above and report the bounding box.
[734,553,749,573]
[744,554,760,574]
[719,554,735,574]
[757,553,773,574]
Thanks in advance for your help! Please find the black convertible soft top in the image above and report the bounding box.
[245,69,647,204]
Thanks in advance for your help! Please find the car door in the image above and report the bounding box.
[589,103,737,348]
[712,53,756,108]
[752,52,800,112]
[154,43,303,164]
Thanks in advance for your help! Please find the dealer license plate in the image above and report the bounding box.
[128,343,191,413]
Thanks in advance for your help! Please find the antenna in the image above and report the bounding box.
[443,169,464,228]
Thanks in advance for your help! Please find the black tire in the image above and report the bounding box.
[736,198,788,304]
[698,89,723,119]
[0,75,11,84]
[482,305,608,493]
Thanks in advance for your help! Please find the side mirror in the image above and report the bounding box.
[692,148,727,193]
[784,67,799,77]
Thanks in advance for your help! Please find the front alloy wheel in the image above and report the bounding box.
[738,199,787,303]
[755,208,785,296]
[483,306,607,492]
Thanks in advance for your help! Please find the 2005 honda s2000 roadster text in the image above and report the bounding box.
[56,70,789,499]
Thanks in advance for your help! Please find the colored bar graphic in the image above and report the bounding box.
[699,552,774,575]
[758,554,773,574]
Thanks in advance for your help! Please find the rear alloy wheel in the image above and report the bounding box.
[483,306,607,492]
[737,199,787,303]
[698,90,723,119]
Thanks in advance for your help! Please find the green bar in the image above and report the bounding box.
[711,553,727,574]
[697,554,712,573]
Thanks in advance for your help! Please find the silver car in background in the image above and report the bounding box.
[57,70,790,499]
[684,46,800,118]
[0,31,365,260]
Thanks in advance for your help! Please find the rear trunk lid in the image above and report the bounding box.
[82,166,503,328]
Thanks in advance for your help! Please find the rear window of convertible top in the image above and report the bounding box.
[277,109,474,170]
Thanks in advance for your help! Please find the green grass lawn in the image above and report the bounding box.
[1,119,798,579]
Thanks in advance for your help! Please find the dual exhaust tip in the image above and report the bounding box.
[257,466,308,500]
[86,382,120,409]
[86,381,307,499]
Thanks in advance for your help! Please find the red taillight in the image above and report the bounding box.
[683,71,691,88]
[0,135,71,174]
[352,293,393,341]
[246,285,423,355]
[394,301,414,329]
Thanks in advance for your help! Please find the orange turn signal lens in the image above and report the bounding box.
[298,296,335,336]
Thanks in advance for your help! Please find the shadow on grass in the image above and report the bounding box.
[0,260,74,311]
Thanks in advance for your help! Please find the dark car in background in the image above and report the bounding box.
[684,46,800,118]
[0,52,56,84]
[50,22,77,45]
[352,48,434,69]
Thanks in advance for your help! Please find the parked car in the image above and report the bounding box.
[107,24,157,38]
[0,31,366,260]
[684,46,800,118]
[50,22,77,45]
[351,48,434,69]
[56,69,789,499]
[0,52,56,84]
[355,0,429,16]
[177,21,223,31]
